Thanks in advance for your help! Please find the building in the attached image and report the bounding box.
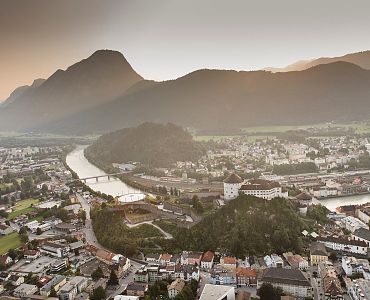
[284,253,309,270]
[40,242,70,258]
[352,227,370,247]
[318,236,368,255]
[348,278,370,300]
[220,257,237,270]
[0,223,13,235]
[13,284,38,298]
[223,173,243,200]
[310,242,329,266]
[318,262,343,299]
[341,216,368,233]
[239,179,287,200]
[167,279,185,299]
[342,256,370,278]
[199,284,235,300]
[113,296,139,300]
[257,268,312,298]
[236,267,257,286]
[201,251,214,270]
[58,276,87,300]
[134,269,149,283]
[50,259,68,273]
[125,282,148,298]
[39,275,66,296]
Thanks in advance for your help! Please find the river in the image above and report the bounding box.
[65,145,145,202]
[315,194,370,211]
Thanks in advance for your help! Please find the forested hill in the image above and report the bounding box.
[164,195,308,257]
[85,123,205,168]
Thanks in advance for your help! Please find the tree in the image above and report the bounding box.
[257,283,284,300]
[91,267,104,280]
[78,210,87,225]
[36,227,42,235]
[49,287,57,297]
[108,269,118,286]
[329,252,338,262]
[8,248,17,260]
[91,286,106,300]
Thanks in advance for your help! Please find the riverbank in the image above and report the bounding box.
[65,146,145,202]
[314,194,370,211]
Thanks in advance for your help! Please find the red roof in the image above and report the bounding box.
[201,251,214,262]
[224,173,243,184]
[236,267,257,277]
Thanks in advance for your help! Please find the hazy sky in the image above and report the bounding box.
[1,0,370,100]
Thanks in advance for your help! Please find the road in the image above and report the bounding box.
[126,220,173,239]
[76,192,144,299]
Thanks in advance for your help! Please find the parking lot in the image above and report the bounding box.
[10,256,57,274]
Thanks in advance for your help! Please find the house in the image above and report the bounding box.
[159,253,173,266]
[310,242,328,266]
[9,274,24,286]
[134,269,149,283]
[352,227,370,247]
[284,253,309,270]
[13,283,38,298]
[210,271,236,286]
[236,267,257,286]
[220,257,237,270]
[341,256,370,278]
[145,253,160,264]
[201,251,214,270]
[125,282,148,298]
[318,262,343,299]
[257,268,312,298]
[0,224,13,235]
[199,284,235,300]
[167,279,185,299]
[183,265,200,282]
[0,255,13,266]
[24,249,41,261]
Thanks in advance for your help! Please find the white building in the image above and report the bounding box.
[348,279,370,300]
[13,284,38,298]
[223,173,243,200]
[340,216,368,233]
[199,284,235,300]
[353,228,370,247]
[223,173,288,201]
[167,279,185,299]
[318,236,368,255]
[342,256,370,278]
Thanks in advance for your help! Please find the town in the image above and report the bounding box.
[1,132,370,300]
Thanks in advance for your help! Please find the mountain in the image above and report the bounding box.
[1,79,45,108]
[40,60,370,135]
[2,49,370,135]
[85,122,204,167]
[265,50,370,72]
[0,50,143,131]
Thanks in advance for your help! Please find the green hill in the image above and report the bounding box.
[85,123,205,168]
[163,195,308,257]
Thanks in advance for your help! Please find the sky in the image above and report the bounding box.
[1,0,370,100]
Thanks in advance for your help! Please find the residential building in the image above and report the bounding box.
[167,279,185,299]
[318,236,368,255]
[0,223,13,235]
[257,268,312,298]
[126,282,148,298]
[348,278,370,300]
[13,284,38,298]
[310,242,328,266]
[201,251,214,270]
[59,276,87,300]
[284,253,309,270]
[39,275,66,296]
[236,267,257,286]
[352,227,370,247]
[220,257,237,270]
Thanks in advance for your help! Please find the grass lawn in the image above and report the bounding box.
[0,232,22,254]
[7,198,39,219]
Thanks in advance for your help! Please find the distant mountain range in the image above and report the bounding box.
[264,50,370,72]
[1,49,370,135]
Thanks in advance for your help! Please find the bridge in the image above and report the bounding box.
[69,172,126,183]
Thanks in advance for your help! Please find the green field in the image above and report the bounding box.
[8,198,39,219]
[0,233,22,254]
